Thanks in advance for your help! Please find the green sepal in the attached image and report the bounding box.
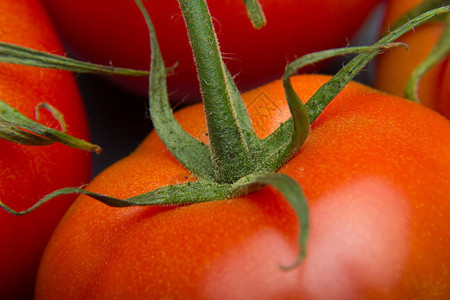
[242,0,266,29]
[224,68,263,161]
[0,100,101,153]
[0,187,133,216]
[0,120,52,145]
[231,173,309,269]
[405,13,450,102]
[306,6,449,123]
[35,102,67,132]
[388,0,450,32]
[255,43,405,174]
[136,0,215,180]
[0,170,308,271]
[0,42,149,76]
[0,181,231,215]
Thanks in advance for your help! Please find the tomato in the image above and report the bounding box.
[375,0,450,118]
[0,0,92,299]
[40,0,382,101]
[35,74,450,299]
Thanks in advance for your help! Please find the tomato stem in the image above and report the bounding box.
[242,0,267,29]
[178,0,254,183]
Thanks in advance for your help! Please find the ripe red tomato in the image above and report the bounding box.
[375,0,450,118]
[40,0,382,101]
[0,0,92,299]
[35,75,450,299]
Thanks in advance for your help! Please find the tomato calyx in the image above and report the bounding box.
[122,0,450,267]
[386,0,450,102]
[146,2,448,268]
[1,0,448,269]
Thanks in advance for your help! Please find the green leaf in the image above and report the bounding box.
[0,100,101,153]
[0,42,149,76]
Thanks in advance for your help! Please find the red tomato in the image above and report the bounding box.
[375,0,450,118]
[0,0,92,299]
[40,0,382,101]
[35,75,450,299]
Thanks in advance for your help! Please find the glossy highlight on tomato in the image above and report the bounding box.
[35,75,450,299]
[41,0,382,101]
[0,1,92,299]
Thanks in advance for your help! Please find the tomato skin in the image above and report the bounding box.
[36,75,450,299]
[40,0,382,101]
[375,0,450,118]
[0,1,92,299]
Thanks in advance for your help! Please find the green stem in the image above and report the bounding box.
[242,0,266,29]
[178,0,253,183]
